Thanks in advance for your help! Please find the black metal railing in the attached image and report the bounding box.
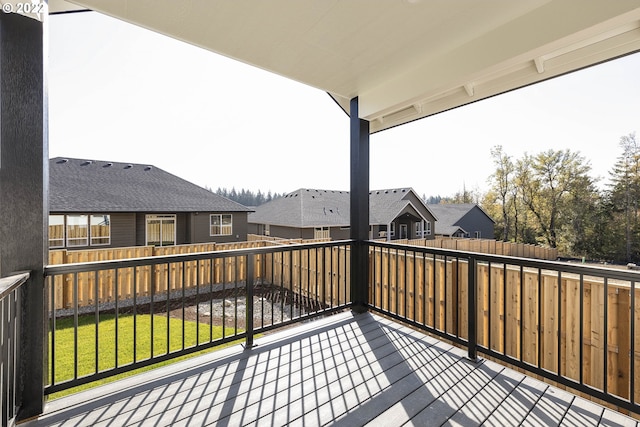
[44,241,352,395]
[0,271,29,427]
[368,240,640,415]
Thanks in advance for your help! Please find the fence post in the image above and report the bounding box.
[467,255,478,361]
[245,254,255,349]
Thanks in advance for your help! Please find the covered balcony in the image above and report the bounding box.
[2,1,640,425]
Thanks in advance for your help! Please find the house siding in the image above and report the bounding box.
[109,213,136,247]
[189,212,248,243]
[460,208,495,239]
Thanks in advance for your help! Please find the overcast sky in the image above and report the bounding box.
[49,11,640,199]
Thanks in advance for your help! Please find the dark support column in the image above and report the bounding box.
[349,97,369,312]
[0,12,47,421]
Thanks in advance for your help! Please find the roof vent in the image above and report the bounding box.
[103,162,113,168]
[144,166,152,171]
[81,160,93,166]
[56,158,68,164]
[124,164,133,169]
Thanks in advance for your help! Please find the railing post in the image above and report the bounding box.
[349,96,370,312]
[467,255,478,361]
[245,254,255,349]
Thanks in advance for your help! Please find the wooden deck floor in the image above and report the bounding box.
[24,312,639,427]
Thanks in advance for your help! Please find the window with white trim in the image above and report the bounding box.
[49,215,65,248]
[314,227,330,239]
[390,222,396,237]
[90,214,111,245]
[66,214,89,247]
[50,214,112,248]
[474,231,481,238]
[415,222,423,238]
[425,221,431,236]
[210,214,233,236]
[146,214,176,246]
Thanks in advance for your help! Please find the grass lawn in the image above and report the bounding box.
[50,313,241,398]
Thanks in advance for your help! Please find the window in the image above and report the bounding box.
[210,214,232,236]
[474,231,481,238]
[90,215,111,245]
[263,224,270,236]
[66,214,89,247]
[49,215,65,248]
[146,214,176,246]
[425,221,431,236]
[314,227,330,239]
[390,222,395,237]
[50,214,112,248]
[415,222,423,238]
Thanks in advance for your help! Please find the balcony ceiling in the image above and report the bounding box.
[48,0,640,132]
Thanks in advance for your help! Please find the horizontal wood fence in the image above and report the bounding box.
[369,244,640,412]
[390,237,558,261]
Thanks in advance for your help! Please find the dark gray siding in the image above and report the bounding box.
[109,213,136,247]
[330,227,350,240]
[269,225,305,239]
[460,208,495,239]
[188,212,248,243]
[135,213,145,246]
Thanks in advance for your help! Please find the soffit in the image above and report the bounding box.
[48,0,640,132]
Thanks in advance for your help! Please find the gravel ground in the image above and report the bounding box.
[53,284,308,330]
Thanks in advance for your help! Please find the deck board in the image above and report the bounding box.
[24,312,639,427]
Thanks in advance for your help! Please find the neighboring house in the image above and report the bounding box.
[427,203,495,239]
[49,157,252,249]
[248,188,436,241]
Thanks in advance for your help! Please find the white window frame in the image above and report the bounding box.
[474,231,481,238]
[146,214,176,246]
[390,222,395,237]
[66,214,89,247]
[49,215,65,248]
[210,213,233,236]
[425,221,432,236]
[90,214,111,246]
[314,226,330,239]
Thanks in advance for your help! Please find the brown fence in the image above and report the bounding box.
[48,239,345,310]
[392,237,558,261]
[370,247,639,406]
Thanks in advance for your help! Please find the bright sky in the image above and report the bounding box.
[50,11,640,199]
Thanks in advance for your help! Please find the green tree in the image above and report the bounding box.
[607,133,640,262]
[487,145,515,241]
[517,149,595,250]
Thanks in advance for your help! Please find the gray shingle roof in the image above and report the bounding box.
[249,187,433,228]
[50,157,251,213]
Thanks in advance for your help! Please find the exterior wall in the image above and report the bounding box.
[135,213,145,246]
[460,208,495,239]
[330,227,350,240]
[109,213,136,247]
[189,212,248,243]
[267,225,306,239]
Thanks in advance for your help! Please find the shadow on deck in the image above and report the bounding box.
[24,312,639,426]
